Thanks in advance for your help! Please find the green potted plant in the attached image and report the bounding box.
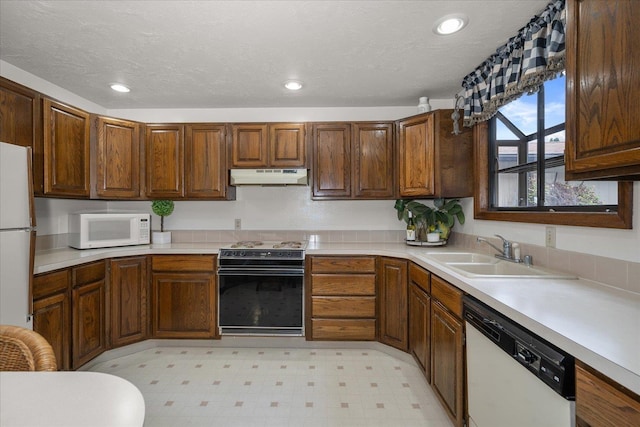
[151,200,174,244]
[394,198,465,243]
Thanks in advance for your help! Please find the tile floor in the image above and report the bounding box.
[89,346,453,427]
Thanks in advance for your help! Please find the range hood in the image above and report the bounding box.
[230,168,308,186]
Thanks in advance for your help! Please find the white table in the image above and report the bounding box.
[0,372,145,426]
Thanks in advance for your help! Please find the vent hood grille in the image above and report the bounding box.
[230,169,308,186]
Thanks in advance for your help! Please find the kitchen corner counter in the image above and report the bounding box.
[34,241,640,395]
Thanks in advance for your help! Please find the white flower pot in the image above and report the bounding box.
[426,232,441,243]
[153,231,171,244]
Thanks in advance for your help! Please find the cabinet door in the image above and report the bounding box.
[565,0,640,179]
[145,124,184,198]
[312,123,351,198]
[231,124,268,167]
[43,99,90,197]
[0,77,39,149]
[0,78,43,194]
[151,272,215,338]
[398,113,434,197]
[72,262,106,369]
[576,362,640,427]
[378,257,408,351]
[33,292,70,371]
[353,122,395,198]
[185,124,227,198]
[95,116,141,198]
[431,301,465,427]
[110,256,148,348]
[409,283,430,379]
[269,123,306,167]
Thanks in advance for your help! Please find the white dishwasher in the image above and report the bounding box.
[464,296,575,427]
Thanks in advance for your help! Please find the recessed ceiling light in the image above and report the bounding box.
[110,83,130,93]
[433,14,468,35]
[284,80,303,91]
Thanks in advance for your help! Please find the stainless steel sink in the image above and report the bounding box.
[447,261,577,279]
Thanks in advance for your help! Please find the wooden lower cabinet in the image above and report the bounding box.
[430,276,465,427]
[151,255,217,338]
[408,263,431,377]
[308,256,377,340]
[33,269,71,371]
[110,256,148,347]
[576,361,640,427]
[72,261,107,369]
[378,257,408,351]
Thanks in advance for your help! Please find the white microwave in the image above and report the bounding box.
[68,212,151,249]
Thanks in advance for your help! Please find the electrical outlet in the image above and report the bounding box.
[545,226,556,248]
[234,218,241,230]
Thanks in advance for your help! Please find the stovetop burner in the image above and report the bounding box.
[219,240,307,261]
[229,241,263,249]
[228,240,305,249]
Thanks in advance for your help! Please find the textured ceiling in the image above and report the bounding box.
[0,0,550,109]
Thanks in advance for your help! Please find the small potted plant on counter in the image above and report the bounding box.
[394,198,465,245]
[151,200,174,244]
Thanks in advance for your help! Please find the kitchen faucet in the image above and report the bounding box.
[477,235,526,263]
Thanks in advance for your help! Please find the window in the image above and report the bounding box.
[474,75,632,229]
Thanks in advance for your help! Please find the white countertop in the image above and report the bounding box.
[0,372,145,426]
[34,241,640,395]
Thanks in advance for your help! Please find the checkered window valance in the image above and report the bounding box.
[460,0,566,127]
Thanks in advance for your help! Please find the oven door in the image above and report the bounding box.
[218,268,304,336]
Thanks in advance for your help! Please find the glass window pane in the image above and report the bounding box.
[499,93,538,137]
[543,165,619,207]
[497,146,517,169]
[496,172,520,207]
[544,75,566,129]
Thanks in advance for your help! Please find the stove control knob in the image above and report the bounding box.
[239,251,245,257]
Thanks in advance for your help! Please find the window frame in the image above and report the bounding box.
[474,121,633,229]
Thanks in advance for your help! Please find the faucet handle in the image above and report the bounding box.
[494,234,509,244]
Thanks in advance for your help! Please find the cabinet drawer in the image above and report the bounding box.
[312,296,376,318]
[151,255,215,272]
[311,256,376,273]
[409,263,430,294]
[431,275,463,318]
[33,269,70,299]
[311,319,376,340]
[73,261,105,287]
[311,274,375,295]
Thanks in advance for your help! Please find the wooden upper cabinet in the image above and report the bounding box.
[231,123,306,168]
[43,99,91,197]
[185,124,230,199]
[353,122,395,198]
[565,0,640,180]
[0,77,40,149]
[93,116,141,199]
[0,77,43,194]
[145,124,184,198]
[312,123,351,199]
[270,123,306,167]
[398,109,473,198]
[231,123,268,167]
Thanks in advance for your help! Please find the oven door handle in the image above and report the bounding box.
[217,268,305,277]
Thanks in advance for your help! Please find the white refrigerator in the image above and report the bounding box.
[0,142,36,329]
